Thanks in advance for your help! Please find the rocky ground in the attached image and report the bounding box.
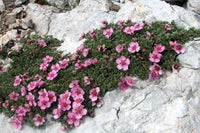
[0,0,200,133]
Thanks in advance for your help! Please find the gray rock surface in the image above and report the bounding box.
[0,30,17,45]
[0,0,5,12]
[25,0,200,54]
[15,0,27,6]
[187,0,200,14]
[0,0,200,132]
[46,0,78,9]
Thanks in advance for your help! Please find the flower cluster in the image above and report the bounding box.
[1,20,194,131]
[52,80,88,127]
[149,43,165,81]
[37,89,57,110]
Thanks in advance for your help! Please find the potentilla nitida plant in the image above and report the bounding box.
[0,20,199,131]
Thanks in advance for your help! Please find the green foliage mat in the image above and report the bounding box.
[0,21,199,129]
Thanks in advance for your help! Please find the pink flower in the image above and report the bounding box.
[165,24,171,30]
[82,48,89,57]
[13,76,21,86]
[2,100,9,108]
[92,58,98,64]
[116,44,124,53]
[15,106,27,116]
[59,90,71,100]
[72,105,87,119]
[37,99,51,110]
[118,80,128,90]
[53,108,61,119]
[172,64,180,73]
[0,46,2,51]
[24,104,31,112]
[26,92,37,107]
[59,58,69,69]
[101,24,106,29]
[27,81,37,91]
[33,114,45,126]
[154,44,165,53]
[149,70,160,82]
[58,98,71,111]
[84,76,93,86]
[149,51,162,63]
[133,24,143,31]
[11,105,17,111]
[37,39,47,47]
[72,95,84,107]
[79,33,85,40]
[36,81,45,88]
[69,80,79,89]
[149,63,162,75]
[48,91,57,103]
[47,71,57,80]
[174,43,185,54]
[83,59,92,67]
[12,118,22,130]
[9,91,19,101]
[128,42,140,53]
[75,60,82,70]
[116,56,130,71]
[76,44,84,52]
[20,86,26,96]
[38,89,49,101]
[89,87,100,102]
[39,62,49,71]
[60,126,66,131]
[21,74,29,81]
[51,63,60,72]
[71,87,85,98]
[103,28,113,38]
[17,115,23,121]
[146,31,151,39]
[67,112,81,127]
[101,19,108,24]
[124,26,134,35]
[169,41,177,47]
[118,21,125,26]
[71,53,78,61]
[125,76,136,87]
[43,55,53,63]
[97,45,107,52]
[92,97,103,107]
[89,29,98,39]
[0,65,3,73]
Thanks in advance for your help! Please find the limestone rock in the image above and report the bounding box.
[0,30,17,45]
[0,0,5,12]
[5,13,16,25]
[25,0,200,54]
[15,0,27,6]
[46,0,78,9]
[187,0,200,14]
[178,38,200,69]
[25,3,59,35]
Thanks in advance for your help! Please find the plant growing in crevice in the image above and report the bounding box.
[0,20,199,130]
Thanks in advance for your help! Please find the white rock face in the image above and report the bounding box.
[25,0,200,54]
[1,0,200,132]
[0,30,17,45]
[187,0,200,14]
[0,0,5,12]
